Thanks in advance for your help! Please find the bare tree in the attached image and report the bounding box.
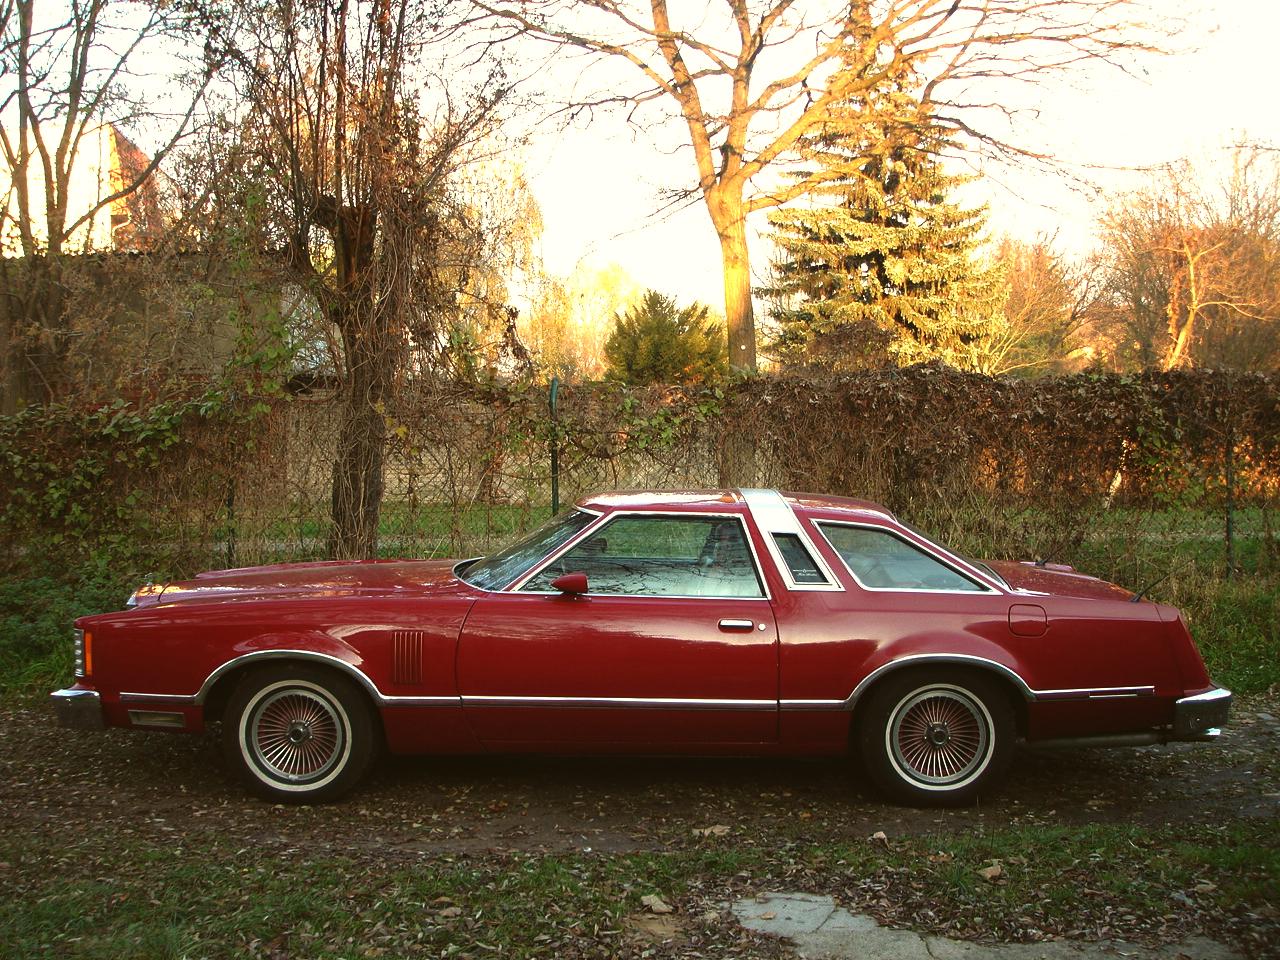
[221,0,510,556]
[977,236,1098,376]
[1096,150,1280,371]
[0,0,217,408]
[472,0,1162,371]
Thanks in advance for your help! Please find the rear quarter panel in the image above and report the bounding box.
[774,514,1184,744]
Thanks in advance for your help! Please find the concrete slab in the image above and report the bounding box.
[730,891,836,936]
[730,893,1240,960]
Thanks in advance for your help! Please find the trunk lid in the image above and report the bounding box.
[987,560,1135,602]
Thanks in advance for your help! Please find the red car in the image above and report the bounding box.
[52,489,1230,805]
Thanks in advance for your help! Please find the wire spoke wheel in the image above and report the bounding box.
[888,685,992,789]
[244,685,347,785]
[226,666,375,803]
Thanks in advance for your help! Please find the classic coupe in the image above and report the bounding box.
[52,489,1231,806]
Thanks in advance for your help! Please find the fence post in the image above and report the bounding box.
[1225,419,1236,578]
[225,476,237,569]
[549,376,560,516]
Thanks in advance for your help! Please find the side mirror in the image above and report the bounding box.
[550,571,589,595]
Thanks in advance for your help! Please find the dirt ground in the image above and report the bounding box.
[2,695,1276,856]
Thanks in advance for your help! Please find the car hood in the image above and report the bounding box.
[129,558,473,607]
[986,560,1135,602]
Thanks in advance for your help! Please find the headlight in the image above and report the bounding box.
[73,629,92,678]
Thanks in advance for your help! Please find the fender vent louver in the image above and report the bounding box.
[392,630,425,685]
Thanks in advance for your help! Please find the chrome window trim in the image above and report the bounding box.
[459,506,603,592]
[814,520,1002,595]
[739,487,843,592]
[510,509,772,601]
[496,507,612,591]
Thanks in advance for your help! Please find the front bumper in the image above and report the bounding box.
[51,688,105,730]
[1173,686,1232,741]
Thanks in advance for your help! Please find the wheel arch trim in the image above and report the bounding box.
[196,650,385,704]
[781,654,1035,712]
[122,650,461,710]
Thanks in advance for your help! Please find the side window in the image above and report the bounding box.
[817,524,986,592]
[522,515,765,598]
[772,533,830,585]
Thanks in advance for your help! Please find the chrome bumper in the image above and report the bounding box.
[51,688,105,730]
[1172,686,1231,741]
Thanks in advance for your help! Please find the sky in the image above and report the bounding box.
[516,1,1280,312]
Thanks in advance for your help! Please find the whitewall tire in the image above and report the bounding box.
[223,664,375,802]
[857,668,1014,806]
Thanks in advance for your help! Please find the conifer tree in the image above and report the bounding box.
[765,77,1005,372]
[604,290,727,385]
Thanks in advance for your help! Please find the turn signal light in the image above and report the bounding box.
[74,629,93,678]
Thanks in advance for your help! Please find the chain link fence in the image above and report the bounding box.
[201,370,1278,599]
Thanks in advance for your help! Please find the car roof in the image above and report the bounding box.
[781,490,897,524]
[576,489,746,512]
[575,488,896,524]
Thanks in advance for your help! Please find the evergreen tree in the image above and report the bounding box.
[764,76,1005,372]
[604,290,727,385]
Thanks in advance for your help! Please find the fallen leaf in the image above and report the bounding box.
[438,906,463,918]
[641,894,673,914]
[1194,882,1217,893]
[693,825,730,837]
[978,863,1004,882]
[627,915,680,941]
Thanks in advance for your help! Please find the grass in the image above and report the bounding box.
[1171,575,1280,693]
[1,821,1275,958]
[0,558,146,697]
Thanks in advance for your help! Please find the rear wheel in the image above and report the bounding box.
[857,669,1014,806]
[223,664,375,802]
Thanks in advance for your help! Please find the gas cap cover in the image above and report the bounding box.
[1008,603,1048,637]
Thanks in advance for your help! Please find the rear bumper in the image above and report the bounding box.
[1172,686,1232,741]
[51,688,105,730]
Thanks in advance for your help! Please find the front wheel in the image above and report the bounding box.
[857,669,1014,807]
[223,664,376,802]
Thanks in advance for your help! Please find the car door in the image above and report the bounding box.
[456,511,780,747]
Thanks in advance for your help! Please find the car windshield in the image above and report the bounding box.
[458,510,596,591]
[898,521,1008,589]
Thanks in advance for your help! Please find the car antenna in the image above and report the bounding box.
[1129,573,1169,603]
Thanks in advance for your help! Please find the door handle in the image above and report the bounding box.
[718,618,755,631]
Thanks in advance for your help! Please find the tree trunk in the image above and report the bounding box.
[329,396,385,558]
[708,191,757,372]
[329,323,389,559]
